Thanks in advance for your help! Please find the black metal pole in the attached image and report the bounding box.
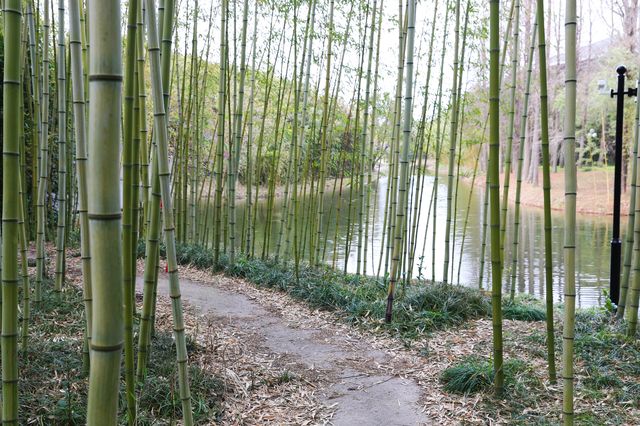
[610,65,629,305]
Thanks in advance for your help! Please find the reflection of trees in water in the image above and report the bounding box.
[202,176,611,307]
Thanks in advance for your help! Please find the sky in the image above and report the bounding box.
[166,0,626,112]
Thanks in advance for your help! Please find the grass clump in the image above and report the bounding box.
[138,333,223,424]
[441,356,536,397]
[441,357,493,394]
[571,307,640,404]
[502,300,546,322]
[22,284,223,424]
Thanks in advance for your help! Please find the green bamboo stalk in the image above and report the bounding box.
[138,0,150,237]
[442,0,461,284]
[384,3,407,279]
[478,0,516,288]
[69,0,92,372]
[537,0,557,383]
[489,0,504,395]
[562,0,578,422]
[36,0,51,304]
[214,0,228,264]
[619,81,640,318]
[430,0,450,283]
[27,1,42,241]
[18,140,30,356]
[18,35,30,354]
[188,2,200,243]
[510,18,537,300]
[385,0,415,322]
[54,0,67,293]
[342,7,368,272]
[121,0,139,421]
[357,0,377,276]
[499,0,520,260]
[314,0,335,266]
[229,0,249,263]
[250,9,280,257]
[446,0,472,283]
[144,1,193,422]
[85,1,124,423]
[364,0,384,276]
[405,0,437,281]
[2,1,23,422]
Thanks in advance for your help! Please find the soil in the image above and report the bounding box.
[468,167,631,217]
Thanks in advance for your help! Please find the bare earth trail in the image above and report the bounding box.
[136,272,429,425]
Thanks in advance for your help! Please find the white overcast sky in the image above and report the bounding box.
[132,0,622,112]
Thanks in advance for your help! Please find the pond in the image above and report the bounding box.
[201,174,617,308]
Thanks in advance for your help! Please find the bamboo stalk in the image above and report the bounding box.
[562,0,578,422]
[143,1,193,422]
[2,1,23,422]
[385,0,416,322]
[537,0,557,383]
[86,1,124,422]
[489,0,504,395]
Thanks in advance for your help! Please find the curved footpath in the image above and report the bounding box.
[136,271,428,425]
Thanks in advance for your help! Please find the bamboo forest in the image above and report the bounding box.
[2,0,640,424]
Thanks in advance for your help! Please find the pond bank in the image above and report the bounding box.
[465,166,629,217]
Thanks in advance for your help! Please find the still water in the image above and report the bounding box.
[208,175,615,308]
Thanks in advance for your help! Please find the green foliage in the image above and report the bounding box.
[502,300,546,322]
[21,284,222,424]
[441,358,493,394]
[138,241,562,339]
[441,356,532,396]
[137,333,223,424]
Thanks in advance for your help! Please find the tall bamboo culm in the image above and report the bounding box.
[36,0,51,304]
[229,0,249,264]
[536,0,557,383]
[86,1,124,423]
[144,0,194,423]
[510,17,537,299]
[562,0,578,422]
[122,0,139,422]
[442,0,461,284]
[314,0,334,266]
[54,0,67,293]
[385,0,416,322]
[619,81,640,318]
[488,0,504,395]
[2,0,23,422]
[499,0,519,259]
[68,0,92,373]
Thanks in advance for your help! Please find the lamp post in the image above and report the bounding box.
[587,128,597,165]
[610,65,637,306]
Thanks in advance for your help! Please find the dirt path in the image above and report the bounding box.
[136,273,428,425]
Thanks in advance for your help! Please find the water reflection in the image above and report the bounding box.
[202,174,614,308]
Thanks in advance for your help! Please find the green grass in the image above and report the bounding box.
[502,300,546,322]
[572,308,640,405]
[440,356,536,396]
[22,282,223,425]
[223,255,491,337]
[135,241,547,339]
[441,358,493,394]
